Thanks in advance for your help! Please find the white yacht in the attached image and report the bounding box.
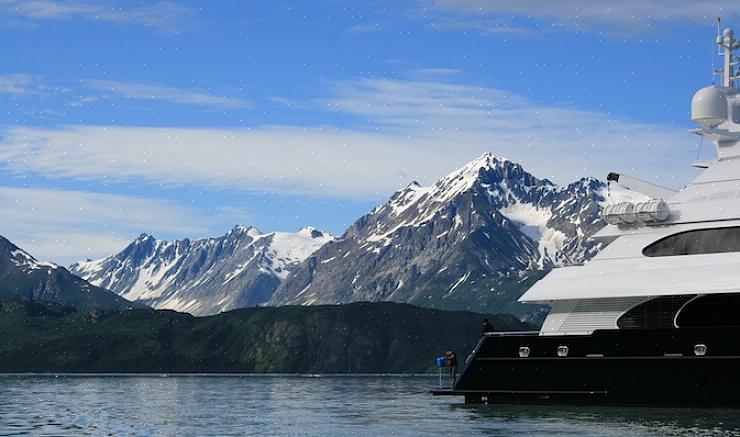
[444,27,740,406]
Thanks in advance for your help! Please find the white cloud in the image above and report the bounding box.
[0,77,702,264]
[0,0,194,31]
[84,80,249,108]
[424,0,740,34]
[0,186,230,265]
[0,77,697,200]
[0,124,420,198]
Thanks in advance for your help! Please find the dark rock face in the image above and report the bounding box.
[70,226,333,316]
[270,153,626,320]
[0,236,140,311]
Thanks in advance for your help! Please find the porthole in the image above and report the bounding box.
[518,346,530,358]
[694,344,707,357]
[557,346,569,357]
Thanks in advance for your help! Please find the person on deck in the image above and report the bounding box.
[482,318,495,335]
[445,350,458,387]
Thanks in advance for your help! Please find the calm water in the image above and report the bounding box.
[1,375,739,436]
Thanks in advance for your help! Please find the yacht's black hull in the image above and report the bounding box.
[448,327,740,406]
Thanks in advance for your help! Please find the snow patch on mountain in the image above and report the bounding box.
[9,249,58,271]
[500,203,566,266]
[266,227,333,279]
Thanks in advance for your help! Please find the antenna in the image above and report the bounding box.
[713,40,717,85]
[713,18,723,83]
[718,17,722,55]
[716,21,739,88]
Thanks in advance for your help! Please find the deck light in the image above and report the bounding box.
[694,344,708,356]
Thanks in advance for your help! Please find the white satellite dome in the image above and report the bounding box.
[691,86,728,128]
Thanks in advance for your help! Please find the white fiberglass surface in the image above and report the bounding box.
[520,251,740,302]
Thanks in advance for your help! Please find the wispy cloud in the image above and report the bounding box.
[423,0,740,34]
[0,74,42,94]
[0,77,695,200]
[0,74,248,109]
[0,0,195,32]
[0,186,247,265]
[84,80,250,108]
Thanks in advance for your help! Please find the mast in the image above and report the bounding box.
[717,27,740,88]
[691,25,740,160]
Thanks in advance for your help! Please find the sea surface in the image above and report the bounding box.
[0,374,738,436]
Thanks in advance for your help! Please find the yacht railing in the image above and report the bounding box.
[484,331,540,337]
[485,330,596,337]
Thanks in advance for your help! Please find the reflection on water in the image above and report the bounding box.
[0,375,738,436]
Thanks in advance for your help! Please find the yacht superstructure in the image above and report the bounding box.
[440,27,740,406]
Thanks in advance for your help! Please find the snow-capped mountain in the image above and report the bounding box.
[269,153,645,318]
[0,235,140,311]
[70,226,334,316]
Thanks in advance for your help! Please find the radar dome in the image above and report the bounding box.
[691,86,728,128]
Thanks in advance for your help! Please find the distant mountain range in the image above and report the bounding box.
[69,153,645,320]
[0,236,141,311]
[70,227,333,316]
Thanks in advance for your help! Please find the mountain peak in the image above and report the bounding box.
[134,233,155,244]
[453,152,516,179]
[443,153,518,185]
[230,225,263,238]
[298,226,327,239]
[375,153,550,228]
[426,152,539,204]
[473,152,512,167]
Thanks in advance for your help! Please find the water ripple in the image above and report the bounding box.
[0,375,738,436]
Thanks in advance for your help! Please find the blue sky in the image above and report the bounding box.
[1,0,738,265]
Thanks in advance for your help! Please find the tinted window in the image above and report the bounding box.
[617,295,695,329]
[676,294,740,327]
[643,227,740,257]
